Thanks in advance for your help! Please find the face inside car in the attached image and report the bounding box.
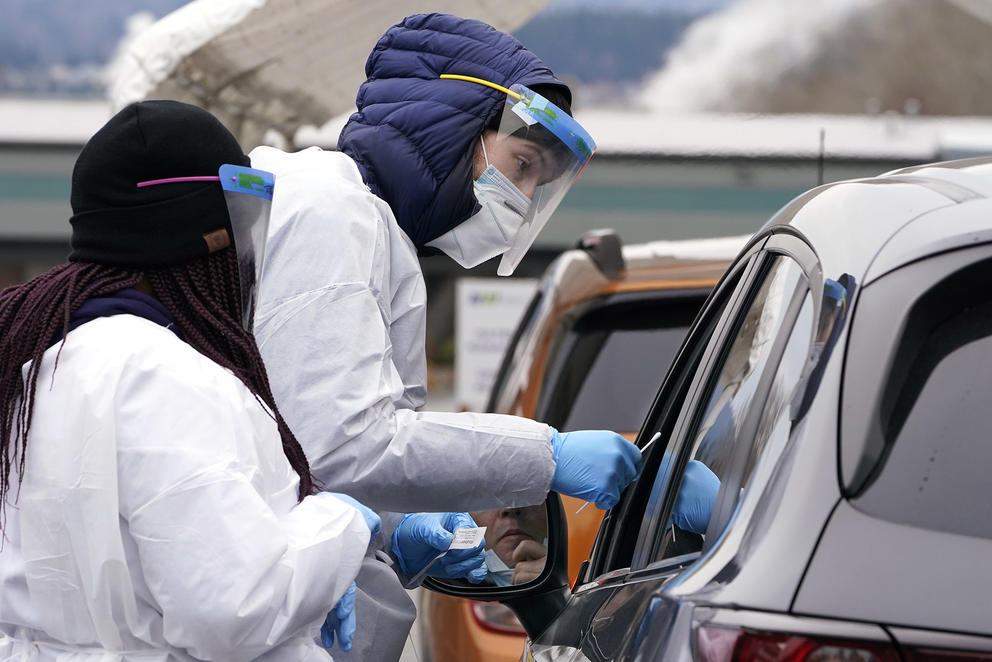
[469,505,548,587]
[423,158,992,662]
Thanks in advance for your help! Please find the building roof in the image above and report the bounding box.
[0,98,114,146]
[4,97,992,161]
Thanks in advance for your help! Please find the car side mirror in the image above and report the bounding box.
[422,492,571,639]
[577,228,625,278]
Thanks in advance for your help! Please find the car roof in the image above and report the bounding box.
[543,234,751,316]
[762,156,992,286]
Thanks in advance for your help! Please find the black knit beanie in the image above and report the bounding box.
[69,100,250,267]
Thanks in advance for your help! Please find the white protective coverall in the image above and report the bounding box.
[249,146,557,660]
[0,315,369,661]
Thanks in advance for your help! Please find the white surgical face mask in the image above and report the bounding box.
[483,548,514,586]
[426,140,531,270]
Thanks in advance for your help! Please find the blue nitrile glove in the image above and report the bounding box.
[392,512,488,584]
[550,430,642,510]
[328,492,381,543]
[320,581,357,651]
[670,460,721,534]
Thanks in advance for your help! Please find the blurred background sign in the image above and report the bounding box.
[454,278,538,412]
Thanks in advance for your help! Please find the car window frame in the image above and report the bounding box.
[583,237,768,581]
[701,233,820,542]
[580,230,824,582]
[698,264,811,549]
[631,256,785,569]
[631,231,819,572]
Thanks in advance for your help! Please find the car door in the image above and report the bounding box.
[527,233,821,662]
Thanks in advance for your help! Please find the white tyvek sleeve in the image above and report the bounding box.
[251,147,556,514]
[115,356,369,661]
[256,283,555,513]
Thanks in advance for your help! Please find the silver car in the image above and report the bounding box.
[425,156,992,662]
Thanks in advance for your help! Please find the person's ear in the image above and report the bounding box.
[472,130,497,180]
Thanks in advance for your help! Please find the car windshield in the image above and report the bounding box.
[540,294,706,433]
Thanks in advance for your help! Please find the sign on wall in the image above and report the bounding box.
[455,277,538,412]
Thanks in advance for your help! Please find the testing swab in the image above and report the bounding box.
[575,431,663,514]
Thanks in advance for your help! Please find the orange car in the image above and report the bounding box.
[421,230,746,662]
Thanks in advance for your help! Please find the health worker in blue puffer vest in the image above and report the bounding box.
[249,14,643,661]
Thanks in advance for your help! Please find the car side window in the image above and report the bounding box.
[846,249,992,539]
[589,256,757,578]
[640,254,810,565]
[540,293,709,433]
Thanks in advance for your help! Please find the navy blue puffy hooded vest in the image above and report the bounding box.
[337,13,570,248]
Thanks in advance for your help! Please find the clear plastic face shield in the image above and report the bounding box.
[219,165,274,330]
[137,164,274,330]
[431,76,596,275]
[487,83,596,275]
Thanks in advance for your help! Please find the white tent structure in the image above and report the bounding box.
[109,0,552,147]
[8,97,992,161]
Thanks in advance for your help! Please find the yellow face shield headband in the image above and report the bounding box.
[439,74,525,101]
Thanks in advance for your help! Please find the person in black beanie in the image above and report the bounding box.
[0,100,374,661]
[68,98,252,266]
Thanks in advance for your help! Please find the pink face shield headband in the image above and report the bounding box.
[137,175,221,188]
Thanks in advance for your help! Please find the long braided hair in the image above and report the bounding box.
[145,248,317,499]
[0,248,316,528]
